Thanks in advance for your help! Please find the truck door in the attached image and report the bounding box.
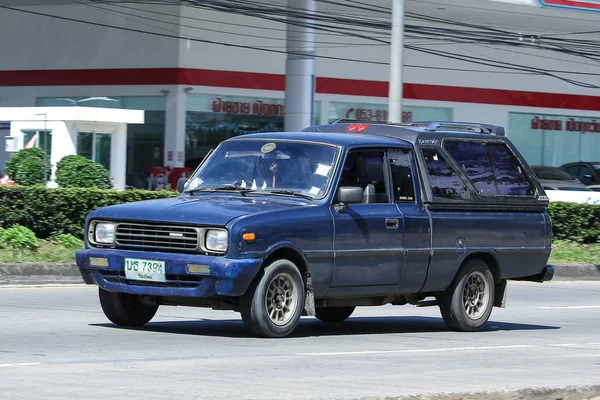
[329,148,405,287]
[388,148,432,293]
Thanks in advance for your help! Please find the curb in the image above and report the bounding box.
[0,262,599,285]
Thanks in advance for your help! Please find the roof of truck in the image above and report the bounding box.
[226,120,507,148]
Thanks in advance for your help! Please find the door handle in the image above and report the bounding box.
[385,218,399,229]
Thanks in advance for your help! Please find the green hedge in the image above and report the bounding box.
[548,202,600,243]
[0,186,178,239]
[0,185,599,243]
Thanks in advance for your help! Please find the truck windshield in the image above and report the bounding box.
[184,139,340,199]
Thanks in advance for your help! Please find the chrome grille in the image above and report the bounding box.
[115,223,199,251]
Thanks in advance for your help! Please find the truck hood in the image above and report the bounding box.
[87,193,310,226]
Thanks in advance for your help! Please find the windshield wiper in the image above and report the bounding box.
[268,190,314,200]
[185,184,254,196]
[213,184,255,197]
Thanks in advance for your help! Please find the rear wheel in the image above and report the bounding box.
[98,288,158,327]
[240,259,305,338]
[438,259,495,332]
[315,306,355,322]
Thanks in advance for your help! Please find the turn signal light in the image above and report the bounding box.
[89,257,109,267]
[242,232,256,241]
[186,264,211,275]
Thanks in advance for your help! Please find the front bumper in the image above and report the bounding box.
[75,249,263,298]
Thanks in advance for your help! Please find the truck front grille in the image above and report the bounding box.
[115,222,199,251]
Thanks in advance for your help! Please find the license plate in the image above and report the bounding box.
[124,258,166,283]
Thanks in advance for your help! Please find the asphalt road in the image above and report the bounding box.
[1,282,599,400]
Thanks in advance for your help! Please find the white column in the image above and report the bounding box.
[388,0,405,123]
[110,123,127,190]
[164,86,187,168]
[284,0,316,132]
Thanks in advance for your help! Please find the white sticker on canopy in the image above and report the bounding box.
[310,186,320,195]
[315,164,331,177]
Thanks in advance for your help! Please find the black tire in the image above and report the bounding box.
[438,259,495,332]
[315,306,356,323]
[240,259,305,338]
[98,288,159,327]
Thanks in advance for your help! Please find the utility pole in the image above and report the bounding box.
[35,113,48,183]
[388,0,405,123]
[284,0,316,132]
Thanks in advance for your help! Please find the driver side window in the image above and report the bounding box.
[339,150,389,204]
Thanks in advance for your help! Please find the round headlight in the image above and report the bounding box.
[95,222,116,244]
[205,229,228,252]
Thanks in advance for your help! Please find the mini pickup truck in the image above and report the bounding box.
[75,120,554,338]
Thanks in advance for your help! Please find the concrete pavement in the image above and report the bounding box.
[0,281,599,399]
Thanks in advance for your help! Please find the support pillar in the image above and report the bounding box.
[164,86,187,168]
[388,0,405,123]
[284,0,316,132]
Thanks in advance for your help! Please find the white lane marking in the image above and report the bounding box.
[298,344,536,357]
[0,362,41,368]
[536,305,600,309]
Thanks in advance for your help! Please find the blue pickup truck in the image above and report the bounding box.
[75,120,553,338]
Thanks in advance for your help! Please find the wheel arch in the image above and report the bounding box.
[260,243,315,316]
[461,251,501,284]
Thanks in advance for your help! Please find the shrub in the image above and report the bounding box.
[55,155,113,189]
[547,202,600,243]
[0,224,39,250]
[0,186,178,239]
[5,148,51,186]
[51,233,84,251]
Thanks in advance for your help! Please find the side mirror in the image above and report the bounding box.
[337,186,363,205]
[177,177,188,193]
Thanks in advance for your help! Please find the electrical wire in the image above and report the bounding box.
[3,2,600,86]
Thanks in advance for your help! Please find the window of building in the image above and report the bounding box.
[388,148,415,202]
[421,148,470,200]
[185,94,321,170]
[77,132,112,171]
[22,130,52,161]
[339,150,389,204]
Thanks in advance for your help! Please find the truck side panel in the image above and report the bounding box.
[420,209,550,293]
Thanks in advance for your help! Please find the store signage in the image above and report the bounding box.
[345,108,413,122]
[530,116,600,132]
[211,98,285,116]
[167,151,173,161]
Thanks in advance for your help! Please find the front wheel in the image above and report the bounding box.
[438,259,495,332]
[98,288,159,327]
[240,259,305,338]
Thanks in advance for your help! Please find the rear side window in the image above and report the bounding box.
[421,148,470,200]
[485,143,534,196]
[444,141,496,197]
[443,140,534,197]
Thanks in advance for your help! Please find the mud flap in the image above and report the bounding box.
[494,279,507,308]
[303,269,316,316]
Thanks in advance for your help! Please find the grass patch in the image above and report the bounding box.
[0,239,78,264]
[549,240,600,265]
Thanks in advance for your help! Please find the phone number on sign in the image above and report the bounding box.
[345,108,413,122]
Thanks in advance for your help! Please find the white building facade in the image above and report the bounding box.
[1,0,600,188]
